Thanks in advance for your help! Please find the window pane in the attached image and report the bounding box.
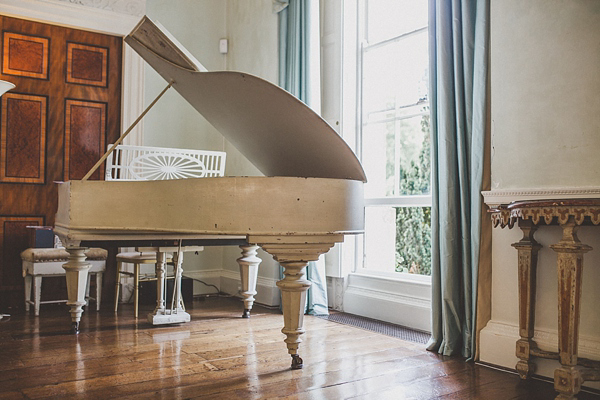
[362,29,428,112]
[364,206,431,275]
[362,112,430,198]
[366,0,428,44]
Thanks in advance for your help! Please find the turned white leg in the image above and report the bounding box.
[251,234,341,370]
[277,260,311,369]
[237,245,261,318]
[33,276,42,317]
[63,247,90,334]
[24,274,32,313]
[95,272,103,311]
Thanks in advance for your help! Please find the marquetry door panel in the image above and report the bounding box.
[0,15,122,311]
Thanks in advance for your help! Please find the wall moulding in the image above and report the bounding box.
[482,187,600,207]
[54,0,145,17]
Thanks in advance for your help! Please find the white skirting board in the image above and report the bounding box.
[184,269,280,307]
[480,320,600,390]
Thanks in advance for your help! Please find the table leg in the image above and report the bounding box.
[237,245,261,318]
[550,216,591,399]
[512,219,541,379]
[63,247,90,334]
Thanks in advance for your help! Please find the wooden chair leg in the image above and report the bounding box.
[134,263,140,319]
[114,261,122,313]
[33,276,42,317]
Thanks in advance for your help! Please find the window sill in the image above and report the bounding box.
[351,270,432,285]
[340,271,432,332]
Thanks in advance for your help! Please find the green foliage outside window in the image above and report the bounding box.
[394,109,432,275]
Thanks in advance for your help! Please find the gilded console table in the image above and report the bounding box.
[489,199,600,400]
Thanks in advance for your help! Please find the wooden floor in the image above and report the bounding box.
[1,297,598,399]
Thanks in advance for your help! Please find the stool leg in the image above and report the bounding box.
[85,274,92,306]
[551,217,591,399]
[114,261,122,313]
[96,272,103,311]
[24,274,32,312]
[134,263,140,319]
[33,276,42,317]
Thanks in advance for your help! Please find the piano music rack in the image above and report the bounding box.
[105,144,226,181]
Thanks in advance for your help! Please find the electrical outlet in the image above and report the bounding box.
[219,38,228,54]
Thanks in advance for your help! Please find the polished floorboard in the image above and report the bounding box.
[0,297,598,399]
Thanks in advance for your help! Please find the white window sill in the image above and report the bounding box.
[341,270,432,332]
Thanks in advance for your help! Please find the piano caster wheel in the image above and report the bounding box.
[242,309,251,318]
[71,322,80,334]
[291,354,303,370]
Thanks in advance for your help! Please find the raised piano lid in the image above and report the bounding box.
[125,16,366,182]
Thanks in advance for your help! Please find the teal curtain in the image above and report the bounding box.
[276,0,328,316]
[277,0,310,101]
[426,0,489,359]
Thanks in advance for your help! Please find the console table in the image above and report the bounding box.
[489,199,600,400]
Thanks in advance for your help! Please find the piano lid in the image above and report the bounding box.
[125,16,366,182]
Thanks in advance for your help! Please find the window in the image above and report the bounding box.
[357,0,431,276]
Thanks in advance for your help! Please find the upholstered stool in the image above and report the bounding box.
[21,247,107,316]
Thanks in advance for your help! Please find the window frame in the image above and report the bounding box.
[354,0,432,280]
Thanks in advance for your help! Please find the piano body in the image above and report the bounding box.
[54,17,366,370]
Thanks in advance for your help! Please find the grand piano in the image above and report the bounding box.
[54,16,366,370]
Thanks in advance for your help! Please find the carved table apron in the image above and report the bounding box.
[489,199,600,400]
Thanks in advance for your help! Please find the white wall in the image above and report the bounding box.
[221,0,279,288]
[490,0,600,190]
[481,0,600,388]
[144,0,279,301]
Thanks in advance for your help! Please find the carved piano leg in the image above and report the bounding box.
[512,219,542,379]
[550,217,591,400]
[253,235,340,370]
[63,247,91,334]
[277,260,311,369]
[237,245,261,318]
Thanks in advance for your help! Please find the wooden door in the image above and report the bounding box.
[0,15,122,312]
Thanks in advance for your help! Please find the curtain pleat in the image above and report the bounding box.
[277,0,327,315]
[427,0,489,360]
[278,0,309,102]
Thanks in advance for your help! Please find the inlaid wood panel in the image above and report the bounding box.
[66,42,108,87]
[0,15,121,312]
[0,216,43,289]
[2,32,49,80]
[0,93,47,183]
[65,99,106,180]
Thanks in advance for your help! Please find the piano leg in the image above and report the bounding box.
[63,247,91,334]
[277,261,311,370]
[237,245,261,318]
[248,235,340,370]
